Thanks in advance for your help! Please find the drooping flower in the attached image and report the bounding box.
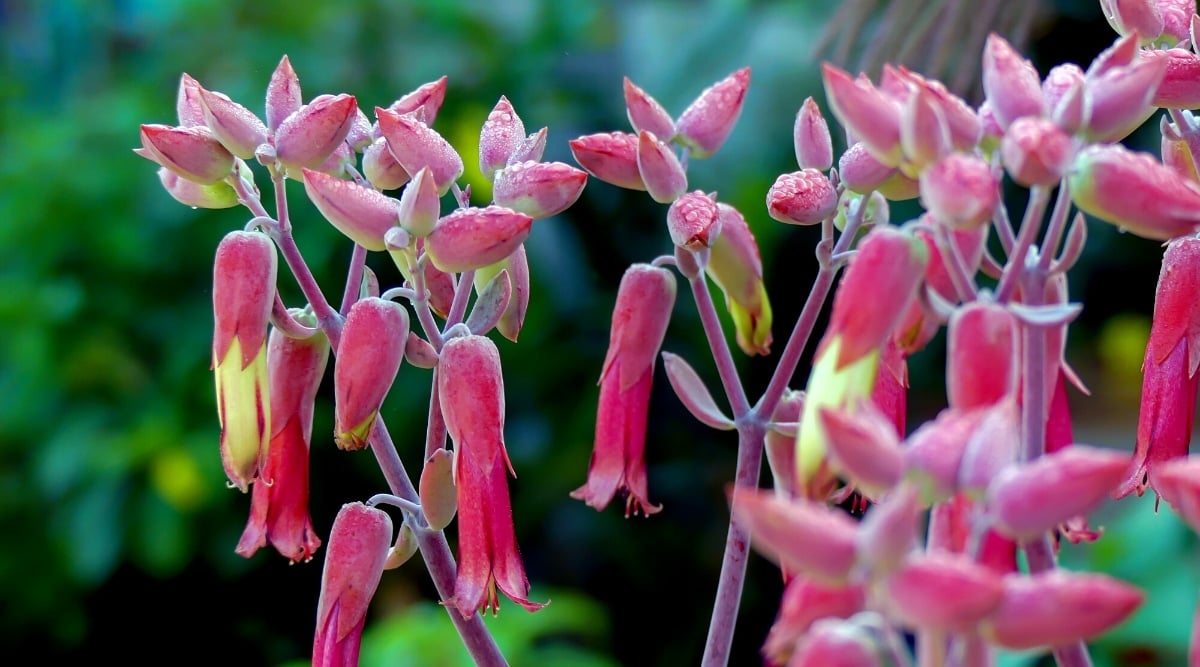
[236,312,328,562]
[1117,236,1200,497]
[312,502,392,667]
[571,264,676,516]
[212,230,277,492]
[439,335,545,618]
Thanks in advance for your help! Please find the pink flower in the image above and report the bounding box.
[571,264,676,516]
[312,502,392,667]
[236,316,328,563]
[438,335,544,617]
[1117,236,1200,497]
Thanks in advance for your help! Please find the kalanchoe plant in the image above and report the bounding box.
[139,1,1200,664]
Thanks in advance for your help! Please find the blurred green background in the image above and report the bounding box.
[1,0,1195,665]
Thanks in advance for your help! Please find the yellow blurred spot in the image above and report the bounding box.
[450,104,491,203]
[1096,313,1151,390]
[151,447,208,512]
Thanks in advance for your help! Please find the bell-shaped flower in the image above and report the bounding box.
[438,334,545,617]
[312,502,392,667]
[947,300,1019,409]
[572,264,676,516]
[333,297,410,450]
[568,131,646,191]
[1117,236,1200,497]
[674,67,750,159]
[236,315,328,562]
[705,203,773,355]
[212,230,277,492]
[1070,143,1200,240]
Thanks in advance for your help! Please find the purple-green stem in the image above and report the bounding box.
[700,205,866,666]
[231,167,508,666]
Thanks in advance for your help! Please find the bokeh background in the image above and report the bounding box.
[2,0,1196,665]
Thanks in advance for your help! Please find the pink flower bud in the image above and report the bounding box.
[705,203,773,356]
[236,319,328,562]
[763,575,865,666]
[947,301,1019,409]
[198,88,268,159]
[312,502,392,667]
[884,65,983,151]
[667,190,720,250]
[1070,143,1200,240]
[1153,456,1200,530]
[637,130,688,204]
[730,487,858,583]
[1000,116,1073,187]
[624,77,675,140]
[362,137,411,190]
[981,33,1046,129]
[856,483,921,575]
[302,168,399,251]
[396,166,440,237]
[1043,64,1087,133]
[137,124,234,185]
[790,618,883,667]
[1146,47,1200,108]
[675,67,750,159]
[474,244,529,342]
[156,167,238,209]
[508,127,547,165]
[212,231,277,492]
[333,297,410,450]
[988,446,1131,539]
[424,205,532,273]
[662,351,734,430]
[1083,52,1166,142]
[376,107,464,195]
[838,142,897,193]
[957,398,1021,494]
[569,131,645,190]
[479,95,526,181]
[1161,0,1194,44]
[980,571,1143,649]
[919,152,999,229]
[819,402,904,499]
[881,552,1005,632]
[767,169,838,225]
[1089,31,1141,77]
[176,73,206,127]
[903,407,988,503]
[822,64,903,167]
[385,75,448,125]
[824,226,928,369]
[345,107,373,152]
[492,160,588,219]
[274,94,357,173]
[419,448,457,531]
[1162,126,1200,182]
[794,97,833,171]
[1099,0,1165,42]
[900,86,952,173]
[573,264,675,516]
[265,55,302,132]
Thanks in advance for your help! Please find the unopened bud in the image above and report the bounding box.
[302,168,399,251]
[667,191,720,250]
[376,107,464,195]
[637,130,688,203]
[479,95,526,181]
[334,297,410,450]
[675,67,750,159]
[274,94,357,173]
[425,206,532,273]
[767,169,838,225]
[493,160,588,219]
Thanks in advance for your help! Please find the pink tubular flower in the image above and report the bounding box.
[312,502,392,667]
[1117,236,1200,497]
[212,230,278,492]
[572,264,676,516]
[438,334,545,617]
[236,317,328,562]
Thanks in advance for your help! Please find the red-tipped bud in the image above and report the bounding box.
[156,167,239,209]
[1070,143,1200,240]
[265,55,302,132]
[1001,116,1074,187]
[312,502,392,667]
[396,166,440,237]
[274,94,357,173]
[362,137,412,190]
[624,77,675,141]
[376,107,464,195]
[302,168,399,251]
[1147,47,1200,108]
[822,64,903,166]
[333,297,410,450]
[176,73,206,127]
[981,571,1143,649]
[947,301,1019,409]
[706,203,773,355]
[385,75,448,126]
[919,152,999,229]
[819,402,904,499]
[988,446,1131,539]
[981,33,1046,129]
[198,88,268,160]
[569,131,645,190]
[493,160,588,219]
[675,67,750,159]
[767,169,838,225]
[795,97,833,171]
[479,95,526,181]
[881,552,1005,632]
[730,487,858,583]
[637,130,688,203]
[424,206,532,273]
[667,190,720,250]
[137,124,234,185]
